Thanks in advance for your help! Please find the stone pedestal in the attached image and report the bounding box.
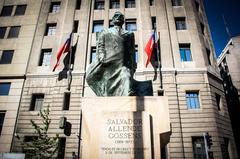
[81,97,171,159]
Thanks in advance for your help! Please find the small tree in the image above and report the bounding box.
[23,105,59,159]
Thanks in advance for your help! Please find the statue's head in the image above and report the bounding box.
[112,11,124,27]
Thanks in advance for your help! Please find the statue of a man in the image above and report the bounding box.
[86,11,136,96]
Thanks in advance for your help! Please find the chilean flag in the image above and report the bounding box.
[144,31,156,67]
[53,34,72,71]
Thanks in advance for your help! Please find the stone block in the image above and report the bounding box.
[81,96,171,159]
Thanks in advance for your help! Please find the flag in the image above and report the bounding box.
[58,36,78,81]
[144,31,156,67]
[53,34,72,71]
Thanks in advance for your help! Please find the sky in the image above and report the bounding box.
[204,0,240,57]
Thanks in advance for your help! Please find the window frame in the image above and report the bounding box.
[125,19,137,32]
[192,136,207,159]
[0,83,11,96]
[172,0,182,6]
[221,138,230,159]
[7,26,21,38]
[175,17,187,30]
[200,22,205,35]
[63,92,70,110]
[76,0,81,9]
[0,27,7,39]
[149,0,154,6]
[30,94,44,111]
[0,6,13,16]
[39,49,52,66]
[0,111,6,135]
[151,16,156,30]
[45,23,57,36]
[186,91,200,109]
[125,0,136,8]
[73,20,79,33]
[94,0,105,10]
[135,45,138,63]
[109,20,114,28]
[92,20,104,33]
[90,47,97,63]
[57,137,66,159]
[0,50,14,64]
[179,43,192,62]
[206,48,211,65]
[195,1,200,12]
[110,0,120,9]
[49,2,61,13]
[24,136,38,142]
[14,5,27,16]
[215,93,222,111]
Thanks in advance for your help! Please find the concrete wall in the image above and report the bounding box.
[0,0,39,153]
[222,37,240,92]
[0,79,24,152]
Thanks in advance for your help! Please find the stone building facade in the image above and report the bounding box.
[218,36,240,157]
[0,0,238,158]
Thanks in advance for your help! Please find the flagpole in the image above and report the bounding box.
[154,29,163,89]
[156,31,163,89]
[67,33,73,91]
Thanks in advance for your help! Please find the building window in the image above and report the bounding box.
[23,136,38,156]
[109,20,114,28]
[125,19,137,32]
[134,45,138,63]
[94,0,104,10]
[195,1,200,12]
[186,91,200,109]
[0,27,7,39]
[90,47,96,63]
[92,21,103,33]
[0,50,14,64]
[179,44,192,62]
[0,111,6,135]
[206,48,211,65]
[30,94,44,111]
[175,17,187,30]
[0,83,11,96]
[110,0,120,9]
[8,26,21,38]
[215,93,222,111]
[125,0,136,8]
[222,58,229,73]
[172,0,182,6]
[149,0,154,6]
[24,136,38,142]
[57,138,66,159]
[151,17,156,29]
[63,92,70,110]
[45,23,57,36]
[221,138,230,159]
[39,49,52,66]
[192,137,207,159]
[200,22,204,35]
[73,21,79,33]
[14,5,27,15]
[76,0,81,9]
[0,6,13,16]
[50,2,61,13]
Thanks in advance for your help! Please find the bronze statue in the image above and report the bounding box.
[86,11,137,96]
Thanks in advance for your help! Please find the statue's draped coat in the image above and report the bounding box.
[86,27,136,96]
